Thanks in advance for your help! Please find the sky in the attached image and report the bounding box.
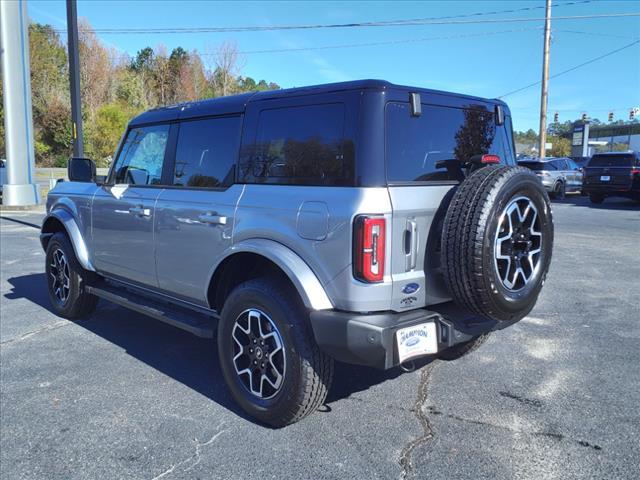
[27,0,640,132]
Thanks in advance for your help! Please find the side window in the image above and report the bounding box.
[173,116,241,188]
[113,124,170,185]
[239,103,354,185]
[546,162,557,171]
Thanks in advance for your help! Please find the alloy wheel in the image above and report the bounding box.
[231,309,286,399]
[49,248,71,304]
[494,196,543,292]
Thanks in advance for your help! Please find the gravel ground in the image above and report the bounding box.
[1,195,638,479]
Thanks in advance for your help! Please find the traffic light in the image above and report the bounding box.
[581,113,587,121]
[608,111,614,122]
[631,109,636,120]
[553,112,559,122]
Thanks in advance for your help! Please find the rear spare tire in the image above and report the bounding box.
[441,166,553,322]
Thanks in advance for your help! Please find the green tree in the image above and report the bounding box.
[90,103,129,164]
[547,136,571,157]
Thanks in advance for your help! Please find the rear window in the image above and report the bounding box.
[173,116,240,188]
[588,154,634,167]
[518,162,552,171]
[386,102,513,183]
[239,103,354,185]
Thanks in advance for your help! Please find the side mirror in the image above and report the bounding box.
[68,157,96,182]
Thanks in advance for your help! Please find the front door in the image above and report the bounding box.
[154,115,244,305]
[92,123,172,287]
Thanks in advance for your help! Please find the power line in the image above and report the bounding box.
[215,27,544,55]
[498,39,640,98]
[51,12,640,35]
[554,29,640,40]
[52,0,591,34]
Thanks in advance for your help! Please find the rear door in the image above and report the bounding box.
[154,115,244,305]
[585,154,635,190]
[385,101,512,309]
[92,123,172,287]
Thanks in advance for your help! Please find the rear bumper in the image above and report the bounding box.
[583,184,636,195]
[310,302,516,370]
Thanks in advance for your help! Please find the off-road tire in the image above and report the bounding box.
[589,193,605,204]
[441,165,554,322]
[45,232,98,319]
[438,334,490,361]
[218,278,333,427]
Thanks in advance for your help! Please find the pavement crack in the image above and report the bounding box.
[427,407,602,451]
[150,423,227,479]
[0,320,69,347]
[398,362,438,479]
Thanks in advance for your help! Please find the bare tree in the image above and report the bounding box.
[213,41,245,97]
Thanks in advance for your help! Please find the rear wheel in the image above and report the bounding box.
[438,334,489,361]
[552,181,565,200]
[45,232,98,319]
[218,278,333,427]
[441,166,554,322]
[589,193,605,204]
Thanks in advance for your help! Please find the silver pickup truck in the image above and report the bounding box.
[41,80,554,426]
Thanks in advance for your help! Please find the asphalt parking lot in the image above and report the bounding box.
[1,195,639,480]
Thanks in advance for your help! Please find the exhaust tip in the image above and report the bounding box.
[400,360,416,372]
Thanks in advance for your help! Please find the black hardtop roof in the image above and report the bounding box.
[129,79,506,126]
[591,151,637,157]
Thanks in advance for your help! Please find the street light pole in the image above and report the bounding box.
[66,0,84,158]
[538,0,552,160]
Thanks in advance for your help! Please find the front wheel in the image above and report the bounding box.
[45,232,98,319]
[217,278,333,427]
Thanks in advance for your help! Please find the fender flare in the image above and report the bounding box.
[210,239,333,311]
[41,208,95,272]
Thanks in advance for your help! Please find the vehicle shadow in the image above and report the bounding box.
[553,195,639,210]
[4,273,415,425]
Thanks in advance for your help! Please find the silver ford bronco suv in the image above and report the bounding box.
[41,80,553,427]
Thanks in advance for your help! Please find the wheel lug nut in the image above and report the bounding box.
[253,360,257,365]
[261,362,265,368]
[249,348,253,353]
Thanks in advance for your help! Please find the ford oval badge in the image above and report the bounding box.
[405,337,420,347]
[402,283,420,294]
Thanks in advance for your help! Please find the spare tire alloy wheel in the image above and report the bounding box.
[494,197,542,292]
[231,308,286,400]
[441,166,554,322]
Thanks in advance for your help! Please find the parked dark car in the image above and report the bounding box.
[582,151,640,204]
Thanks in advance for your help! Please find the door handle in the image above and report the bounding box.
[405,219,418,271]
[198,213,227,225]
[129,206,151,217]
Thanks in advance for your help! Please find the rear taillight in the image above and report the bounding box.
[481,154,500,164]
[631,168,640,178]
[353,216,386,283]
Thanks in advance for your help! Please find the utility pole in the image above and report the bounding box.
[538,0,552,160]
[0,0,40,206]
[66,0,84,157]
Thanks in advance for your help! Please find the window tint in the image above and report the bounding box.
[588,154,634,167]
[239,103,354,185]
[113,124,169,185]
[518,162,547,171]
[173,116,240,188]
[386,103,512,183]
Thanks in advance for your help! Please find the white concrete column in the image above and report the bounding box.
[1,0,40,206]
